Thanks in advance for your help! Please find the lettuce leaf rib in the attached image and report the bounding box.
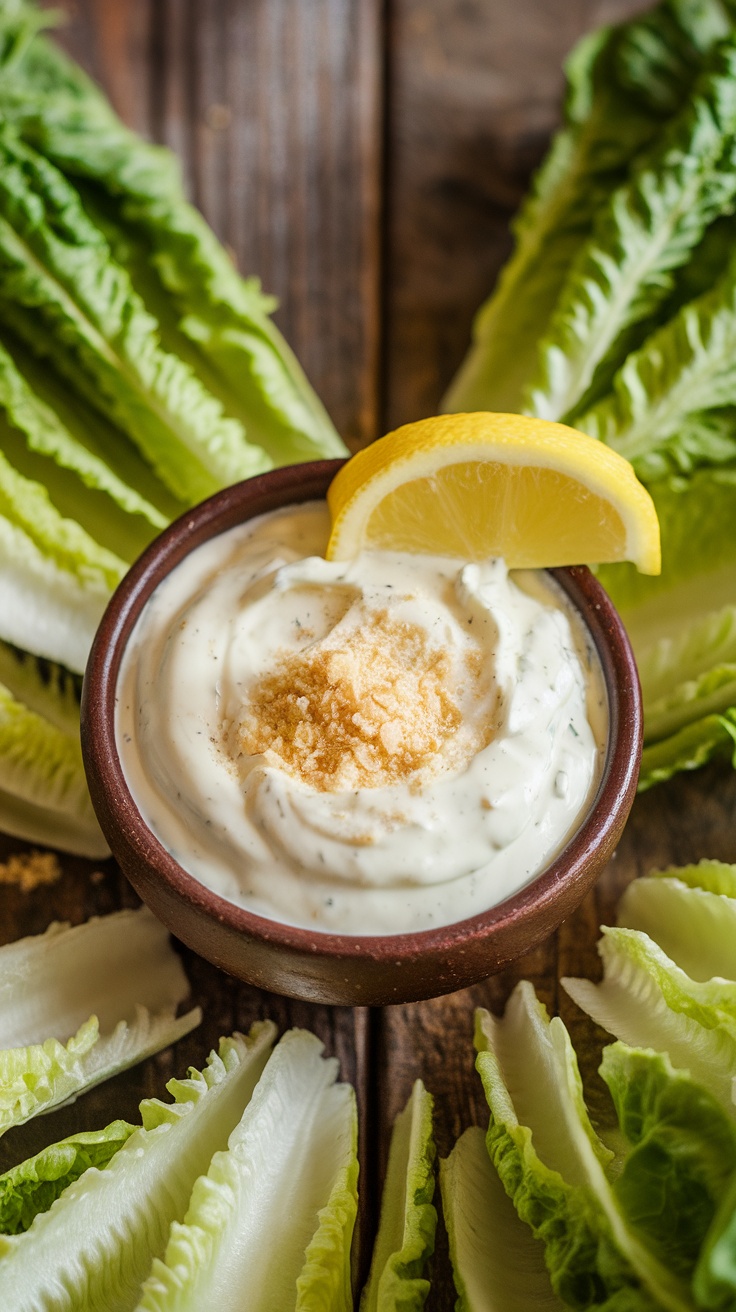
[474,983,690,1311]
[0,1120,134,1235]
[0,1025,275,1312]
[0,681,104,854]
[360,1078,436,1312]
[441,1125,565,1312]
[0,906,201,1130]
[618,874,736,981]
[562,932,736,1114]
[137,1029,358,1312]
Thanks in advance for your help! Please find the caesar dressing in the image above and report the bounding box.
[116,502,607,935]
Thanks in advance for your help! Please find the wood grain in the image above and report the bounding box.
[381,0,654,431]
[9,2,732,1308]
[150,0,384,449]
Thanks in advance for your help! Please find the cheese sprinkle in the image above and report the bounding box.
[116,502,607,935]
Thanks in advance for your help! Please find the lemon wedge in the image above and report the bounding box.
[326,412,660,573]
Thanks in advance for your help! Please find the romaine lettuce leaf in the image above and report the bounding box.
[0,907,201,1129]
[633,600,736,710]
[0,1120,134,1234]
[644,664,736,741]
[648,857,736,897]
[0,681,106,854]
[440,1124,565,1312]
[0,130,272,504]
[0,510,111,673]
[601,1044,736,1283]
[0,328,186,519]
[598,468,736,762]
[360,1079,436,1312]
[594,925,736,1020]
[0,641,79,735]
[443,3,736,422]
[0,19,346,466]
[562,928,736,1113]
[442,3,706,417]
[137,1029,358,1312]
[0,0,55,65]
[525,38,736,422]
[0,1025,275,1311]
[0,335,167,525]
[576,250,736,481]
[0,442,123,589]
[694,1169,736,1307]
[0,334,172,563]
[0,444,125,670]
[639,708,736,788]
[474,982,690,1311]
[617,872,736,981]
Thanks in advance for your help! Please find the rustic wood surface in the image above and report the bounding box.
[2,0,723,1306]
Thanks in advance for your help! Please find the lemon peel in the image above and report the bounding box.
[326,412,660,573]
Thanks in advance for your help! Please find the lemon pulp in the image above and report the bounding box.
[327,412,660,573]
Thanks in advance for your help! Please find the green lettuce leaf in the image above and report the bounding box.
[676,863,736,1303]
[0,1006,202,1138]
[694,1170,736,1307]
[440,1124,565,1312]
[562,929,736,1113]
[441,2,708,416]
[474,982,689,1311]
[0,446,125,671]
[644,665,736,743]
[137,1029,358,1312]
[0,129,271,505]
[632,600,736,711]
[0,1120,134,1234]
[0,1025,275,1311]
[525,37,736,422]
[0,0,56,64]
[638,709,736,788]
[0,332,173,562]
[0,329,186,518]
[0,681,106,854]
[648,857,736,897]
[594,924,736,1021]
[601,1044,736,1283]
[0,907,201,1130]
[575,250,736,481]
[617,872,736,981]
[0,19,346,465]
[0,641,79,735]
[597,467,736,770]
[360,1079,436,1312]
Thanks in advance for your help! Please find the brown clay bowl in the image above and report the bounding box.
[81,459,642,1007]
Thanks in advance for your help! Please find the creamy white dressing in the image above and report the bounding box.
[116,502,607,935]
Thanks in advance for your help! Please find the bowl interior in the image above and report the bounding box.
[81,460,642,1002]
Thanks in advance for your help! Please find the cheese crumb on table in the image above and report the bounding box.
[0,850,62,892]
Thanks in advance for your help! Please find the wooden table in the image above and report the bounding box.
[4,2,735,1306]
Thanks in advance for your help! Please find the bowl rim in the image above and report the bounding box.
[81,458,642,964]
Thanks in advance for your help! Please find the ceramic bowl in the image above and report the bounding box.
[81,459,642,1006]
